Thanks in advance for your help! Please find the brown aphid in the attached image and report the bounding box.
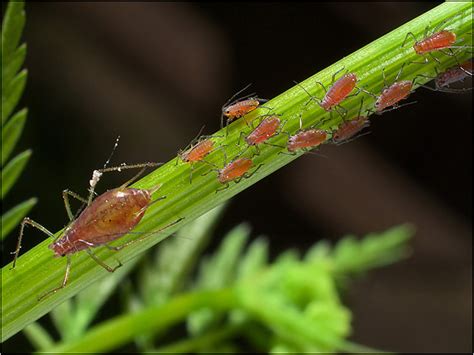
[332,116,370,144]
[435,60,473,90]
[49,185,159,257]
[413,30,457,54]
[374,80,413,112]
[11,162,182,301]
[223,98,261,123]
[179,139,214,164]
[332,99,370,144]
[320,73,358,111]
[287,129,328,152]
[218,158,253,184]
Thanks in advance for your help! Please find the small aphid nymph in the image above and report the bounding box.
[218,158,254,184]
[320,73,358,111]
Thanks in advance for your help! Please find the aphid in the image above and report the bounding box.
[203,152,262,192]
[295,69,358,116]
[221,84,267,134]
[239,115,282,154]
[374,80,413,112]
[278,112,328,155]
[361,63,415,114]
[332,99,370,144]
[176,127,220,183]
[434,60,472,92]
[402,22,471,64]
[416,60,473,93]
[11,159,182,301]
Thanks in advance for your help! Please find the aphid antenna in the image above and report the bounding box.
[330,66,347,84]
[222,83,255,109]
[293,80,322,106]
[103,135,121,169]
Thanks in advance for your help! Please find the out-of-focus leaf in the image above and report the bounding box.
[2,108,27,166]
[1,0,25,64]
[2,69,27,123]
[1,149,31,198]
[1,197,37,240]
[2,43,26,92]
[22,322,54,351]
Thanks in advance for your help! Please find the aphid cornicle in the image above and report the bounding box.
[11,161,183,301]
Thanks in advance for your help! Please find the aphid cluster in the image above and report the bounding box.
[10,20,472,301]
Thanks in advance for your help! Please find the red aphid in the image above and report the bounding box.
[375,80,413,112]
[413,30,457,54]
[320,73,358,111]
[223,98,261,122]
[50,186,158,257]
[332,116,370,144]
[180,139,214,163]
[245,116,281,146]
[218,158,253,184]
[287,129,327,152]
[435,60,473,89]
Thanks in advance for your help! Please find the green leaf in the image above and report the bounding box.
[1,2,471,343]
[53,258,140,343]
[188,223,251,335]
[1,149,31,198]
[2,69,27,124]
[237,237,269,280]
[1,0,25,63]
[1,197,37,240]
[22,322,54,351]
[2,108,27,166]
[332,224,414,276]
[141,203,227,306]
[2,43,27,92]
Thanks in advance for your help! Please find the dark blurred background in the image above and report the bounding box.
[2,2,471,353]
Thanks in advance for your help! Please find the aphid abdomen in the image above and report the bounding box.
[287,129,327,152]
[245,116,281,145]
[375,81,413,112]
[218,158,253,184]
[414,30,456,54]
[51,188,151,256]
[184,139,214,163]
[321,73,357,111]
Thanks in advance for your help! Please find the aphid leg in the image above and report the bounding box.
[62,189,88,221]
[237,131,247,146]
[401,31,418,48]
[395,62,406,82]
[358,86,377,100]
[330,67,346,85]
[215,183,230,193]
[189,164,194,184]
[135,196,167,216]
[85,248,122,272]
[262,142,286,150]
[38,255,72,301]
[334,105,348,119]
[11,217,57,269]
[278,150,297,156]
[376,100,418,115]
[253,144,261,156]
[106,217,185,250]
[243,163,264,180]
[428,52,441,64]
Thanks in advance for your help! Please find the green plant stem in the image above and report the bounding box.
[153,323,241,353]
[42,289,235,353]
[1,2,472,342]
